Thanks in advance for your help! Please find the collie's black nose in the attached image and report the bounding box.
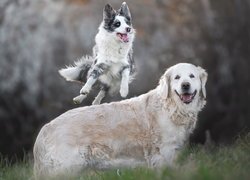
[126,27,131,33]
[182,82,190,91]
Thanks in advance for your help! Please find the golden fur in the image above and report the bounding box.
[33,63,207,178]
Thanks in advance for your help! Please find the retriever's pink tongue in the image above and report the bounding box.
[181,94,192,102]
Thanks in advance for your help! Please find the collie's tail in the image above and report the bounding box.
[59,56,94,83]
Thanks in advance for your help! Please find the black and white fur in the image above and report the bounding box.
[59,2,135,105]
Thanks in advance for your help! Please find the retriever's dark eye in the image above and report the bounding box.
[114,21,121,27]
[175,75,180,80]
[190,74,195,78]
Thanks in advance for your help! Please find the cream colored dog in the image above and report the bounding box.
[33,63,207,178]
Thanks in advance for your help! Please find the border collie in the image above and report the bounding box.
[59,2,135,105]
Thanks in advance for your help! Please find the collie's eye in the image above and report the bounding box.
[114,21,121,27]
[190,74,195,78]
[175,75,180,80]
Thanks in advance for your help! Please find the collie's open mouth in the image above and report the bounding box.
[117,33,129,43]
[175,90,197,104]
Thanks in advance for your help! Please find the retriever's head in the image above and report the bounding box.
[158,63,207,111]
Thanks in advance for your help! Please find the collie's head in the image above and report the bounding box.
[100,2,135,44]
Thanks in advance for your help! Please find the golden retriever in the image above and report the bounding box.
[33,63,207,178]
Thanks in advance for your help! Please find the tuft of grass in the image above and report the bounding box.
[174,133,250,180]
[0,157,33,180]
[0,134,250,180]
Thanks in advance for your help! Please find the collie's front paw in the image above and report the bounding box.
[120,85,128,98]
[80,85,91,95]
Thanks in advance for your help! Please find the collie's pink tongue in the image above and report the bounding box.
[117,33,129,43]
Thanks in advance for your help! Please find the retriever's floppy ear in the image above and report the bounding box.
[158,68,171,100]
[197,66,208,99]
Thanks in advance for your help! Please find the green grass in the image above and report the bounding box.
[1,134,250,180]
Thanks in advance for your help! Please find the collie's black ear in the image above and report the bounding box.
[118,2,131,21]
[103,4,116,20]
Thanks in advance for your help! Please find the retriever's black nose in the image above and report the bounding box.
[182,82,190,91]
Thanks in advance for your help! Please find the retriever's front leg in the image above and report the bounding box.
[150,145,179,168]
[120,66,130,98]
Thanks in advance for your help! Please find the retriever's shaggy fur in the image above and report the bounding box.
[33,63,207,178]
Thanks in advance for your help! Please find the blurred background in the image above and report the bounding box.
[0,0,249,160]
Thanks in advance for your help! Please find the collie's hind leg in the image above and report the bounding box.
[80,63,109,95]
[73,94,88,104]
[80,76,96,95]
[92,90,106,105]
[92,85,109,105]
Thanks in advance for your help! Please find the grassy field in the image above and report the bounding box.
[0,134,250,180]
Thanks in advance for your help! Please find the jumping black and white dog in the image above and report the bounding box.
[59,2,136,105]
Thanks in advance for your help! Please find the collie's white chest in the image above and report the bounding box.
[97,45,129,64]
[95,33,131,64]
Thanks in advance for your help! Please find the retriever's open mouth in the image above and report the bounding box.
[175,90,197,104]
[117,33,129,43]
